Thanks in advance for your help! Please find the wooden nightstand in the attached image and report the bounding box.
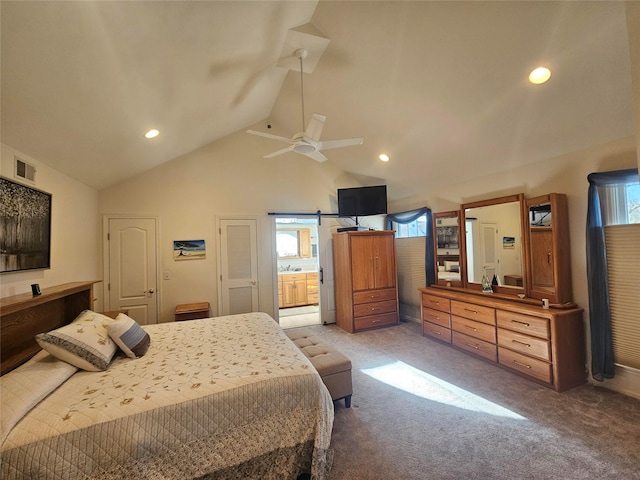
[175,302,210,321]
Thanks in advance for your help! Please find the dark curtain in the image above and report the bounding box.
[586,168,639,381]
[386,207,435,286]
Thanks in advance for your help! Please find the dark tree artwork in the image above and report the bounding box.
[0,178,52,273]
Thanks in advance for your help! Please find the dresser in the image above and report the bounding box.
[420,287,585,392]
[333,230,399,333]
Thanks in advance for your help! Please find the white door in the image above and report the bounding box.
[317,218,338,324]
[218,218,259,315]
[106,217,158,325]
[481,223,499,281]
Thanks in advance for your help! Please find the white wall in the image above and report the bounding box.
[98,129,362,323]
[0,144,100,303]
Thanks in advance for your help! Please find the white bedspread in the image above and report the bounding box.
[1,312,334,479]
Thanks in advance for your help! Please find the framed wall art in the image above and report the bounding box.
[0,177,52,273]
[173,239,206,260]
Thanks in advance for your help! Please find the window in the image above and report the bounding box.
[392,214,427,238]
[600,182,640,225]
[586,168,639,380]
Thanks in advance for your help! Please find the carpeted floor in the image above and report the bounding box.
[294,320,640,480]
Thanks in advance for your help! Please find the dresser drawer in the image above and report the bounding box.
[452,331,497,362]
[354,299,396,318]
[422,307,450,328]
[452,315,496,344]
[451,301,495,325]
[423,321,452,343]
[496,310,549,339]
[354,312,398,330]
[354,288,396,305]
[422,293,451,313]
[498,347,552,384]
[498,328,551,361]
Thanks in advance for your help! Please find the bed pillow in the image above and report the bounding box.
[35,310,117,371]
[1,350,78,444]
[106,313,151,358]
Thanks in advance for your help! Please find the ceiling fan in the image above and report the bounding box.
[247,49,363,163]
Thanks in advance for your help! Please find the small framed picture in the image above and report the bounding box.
[173,240,206,260]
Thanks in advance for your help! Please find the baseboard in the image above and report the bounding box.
[589,364,640,400]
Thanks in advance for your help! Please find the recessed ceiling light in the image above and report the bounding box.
[529,67,551,85]
[379,153,390,162]
[144,129,160,139]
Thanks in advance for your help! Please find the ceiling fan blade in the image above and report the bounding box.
[302,150,328,163]
[246,130,291,143]
[304,113,326,142]
[318,137,364,151]
[264,145,295,158]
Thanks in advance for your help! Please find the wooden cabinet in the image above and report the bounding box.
[306,272,319,304]
[333,231,399,333]
[525,193,572,305]
[419,287,585,392]
[278,272,319,308]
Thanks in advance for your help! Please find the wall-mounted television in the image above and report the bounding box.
[337,185,387,218]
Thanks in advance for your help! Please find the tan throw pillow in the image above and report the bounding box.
[106,313,151,358]
[35,310,117,371]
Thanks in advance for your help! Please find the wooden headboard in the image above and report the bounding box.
[0,281,98,375]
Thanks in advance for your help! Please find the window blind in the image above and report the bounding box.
[395,237,426,310]
[605,224,640,369]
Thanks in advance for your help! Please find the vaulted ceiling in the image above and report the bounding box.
[1,1,636,200]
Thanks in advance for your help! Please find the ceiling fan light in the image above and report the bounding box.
[379,153,390,162]
[144,129,160,139]
[293,143,315,154]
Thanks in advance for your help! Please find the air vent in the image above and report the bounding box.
[15,157,36,183]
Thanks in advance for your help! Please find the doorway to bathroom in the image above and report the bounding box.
[275,217,321,329]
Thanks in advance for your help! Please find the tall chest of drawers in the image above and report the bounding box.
[333,231,399,333]
[420,287,585,392]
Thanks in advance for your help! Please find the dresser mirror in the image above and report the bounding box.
[461,194,526,294]
[433,211,463,287]
[525,193,573,304]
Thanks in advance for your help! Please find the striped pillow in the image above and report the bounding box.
[106,313,150,358]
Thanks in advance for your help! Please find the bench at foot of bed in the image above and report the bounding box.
[286,329,353,408]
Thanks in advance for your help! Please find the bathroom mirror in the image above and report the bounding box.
[276,228,311,259]
[433,211,463,287]
[461,194,526,294]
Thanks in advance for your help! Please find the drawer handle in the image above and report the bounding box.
[464,325,478,332]
[512,360,532,369]
[512,339,531,348]
[370,294,380,298]
[465,342,480,350]
[371,307,380,311]
[431,330,441,336]
[511,319,530,327]
[464,308,479,315]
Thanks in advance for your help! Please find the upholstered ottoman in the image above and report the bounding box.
[286,329,353,408]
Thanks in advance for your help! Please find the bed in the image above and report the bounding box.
[0,283,334,480]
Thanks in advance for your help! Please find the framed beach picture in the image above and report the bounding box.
[173,239,206,260]
[503,236,515,249]
[0,177,52,273]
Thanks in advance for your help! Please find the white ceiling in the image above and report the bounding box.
[1,1,635,200]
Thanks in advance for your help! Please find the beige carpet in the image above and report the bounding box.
[292,320,640,480]
[279,306,320,329]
